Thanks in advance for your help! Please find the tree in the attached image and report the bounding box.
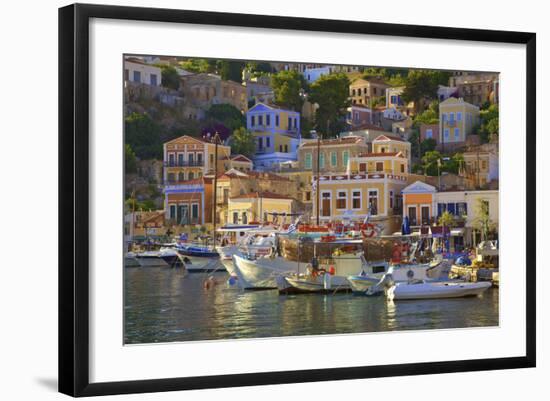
[271,70,307,111]
[474,199,494,241]
[219,60,245,82]
[438,210,455,228]
[229,127,256,158]
[420,138,437,155]
[125,144,137,173]
[308,73,351,137]
[402,70,451,113]
[125,112,163,159]
[179,58,214,73]
[414,100,439,125]
[160,66,180,90]
[247,62,273,76]
[204,104,245,131]
[421,150,442,176]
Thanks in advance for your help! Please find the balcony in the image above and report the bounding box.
[164,160,204,167]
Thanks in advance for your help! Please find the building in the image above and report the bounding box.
[162,135,231,225]
[346,105,373,129]
[228,192,297,224]
[246,103,302,170]
[437,85,458,102]
[385,87,415,116]
[402,180,499,248]
[124,210,167,242]
[303,66,332,83]
[449,72,499,106]
[462,143,499,189]
[420,123,440,146]
[311,150,408,233]
[124,58,162,86]
[371,134,411,170]
[179,73,248,119]
[349,78,389,107]
[220,154,253,172]
[439,97,480,151]
[297,136,370,173]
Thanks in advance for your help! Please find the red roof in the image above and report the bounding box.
[230,191,293,200]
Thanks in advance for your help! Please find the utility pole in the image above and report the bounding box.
[211,132,220,248]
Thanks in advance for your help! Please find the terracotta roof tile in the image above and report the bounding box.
[230,191,293,200]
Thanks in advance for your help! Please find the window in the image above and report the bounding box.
[210,154,214,164]
[359,163,367,172]
[275,115,279,127]
[321,192,331,217]
[258,115,263,126]
[177,153,184,166]
[358,88,362,96]
[426,129,433,139]
[457,202,468,217]
[391,95,397,104]
[336,191,347,209]
[376,162,383,172]
[178,172,185,182]
[449,112,455,123]
[408,206,417,226]
[279,145,283,152]
[284,144,288,153]
[319,153,325,169]
[266,137,271,148]
[457,112,462,121]
[400,164,405,173]
[188,171,194,180]
[258,137,263,149]
[389,190,394,209]
[197,153,203,163]
[442,113,447,122]
[481,160,487,170]
[330,151,337,167]
[444,128,450,139]
[233,212,239,224]
[169,205,176,219]
[305,153,312,169]
[342,151,349,168]
[421,206,430,225]
[191,204,199,220]
[188,153,194,164]
[266,114,271,126]
[251,116,255,126]
[288,117,292,129]
[352,190,361,209]
[305,192,311,201]
[454,128,460,139]
[133,70,141,82]
[352,89,356,96]
[294,118,298,129]
[242,212,248,224]
[150,74,157,86]
[368,190,378,215]
[167,173,175,182]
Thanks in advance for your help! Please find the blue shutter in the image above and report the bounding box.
[437,203,444,217]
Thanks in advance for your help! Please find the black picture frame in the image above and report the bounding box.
[59,3,536,397]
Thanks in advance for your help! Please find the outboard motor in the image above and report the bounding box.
[365,273,394,296]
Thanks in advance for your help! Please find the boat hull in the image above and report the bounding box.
[388,281,492,300]
[280,275,351,294]
[232,254,299,289]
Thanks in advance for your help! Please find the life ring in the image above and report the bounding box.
[407,269,415,279]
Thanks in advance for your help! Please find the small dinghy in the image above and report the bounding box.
[387,280,492,300]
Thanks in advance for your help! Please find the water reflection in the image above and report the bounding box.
[124,268,499,344]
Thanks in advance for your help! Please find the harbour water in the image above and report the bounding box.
[124,265,499,344]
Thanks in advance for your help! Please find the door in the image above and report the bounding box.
[321,193,331,217]
[408,206,417,226]
[178,205,189,225]
[421,206,430,225]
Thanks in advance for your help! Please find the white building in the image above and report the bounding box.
[303,66,332,83]
[124,58,162,87]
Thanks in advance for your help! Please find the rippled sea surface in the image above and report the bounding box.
[124,265,499,344]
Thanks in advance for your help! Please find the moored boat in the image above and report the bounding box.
[386,280,492,300]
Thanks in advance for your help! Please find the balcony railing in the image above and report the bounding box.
[164,160,204,167]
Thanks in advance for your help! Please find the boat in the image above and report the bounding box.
[348,259,451,295]
[134,248,186,268]
[277,251,369,294]
[386,280,492,300]
[232,253,299,289]
[176,243,219,258]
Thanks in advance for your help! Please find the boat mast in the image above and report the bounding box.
[316,130,321,226]
[211,132,220,249]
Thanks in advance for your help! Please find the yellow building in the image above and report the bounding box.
[439,97,480,149]
[349,77,389,107]
[163,135,230,225]
[228,192,297,224]
[371,134,411,169]
[297,136,369,173]
[313,151,408,233]
[219,154,253,172]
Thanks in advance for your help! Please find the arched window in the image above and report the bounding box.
[188,171,194,180]
[178,172,185,182]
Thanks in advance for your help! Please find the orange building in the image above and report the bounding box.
[401,181,437,226]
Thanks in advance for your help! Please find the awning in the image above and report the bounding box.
[450,228,465,236]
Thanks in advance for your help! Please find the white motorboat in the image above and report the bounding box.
[386,280,492,300]
[232,253,300,289]
[348,260,451,295]
[217,234,276,276]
